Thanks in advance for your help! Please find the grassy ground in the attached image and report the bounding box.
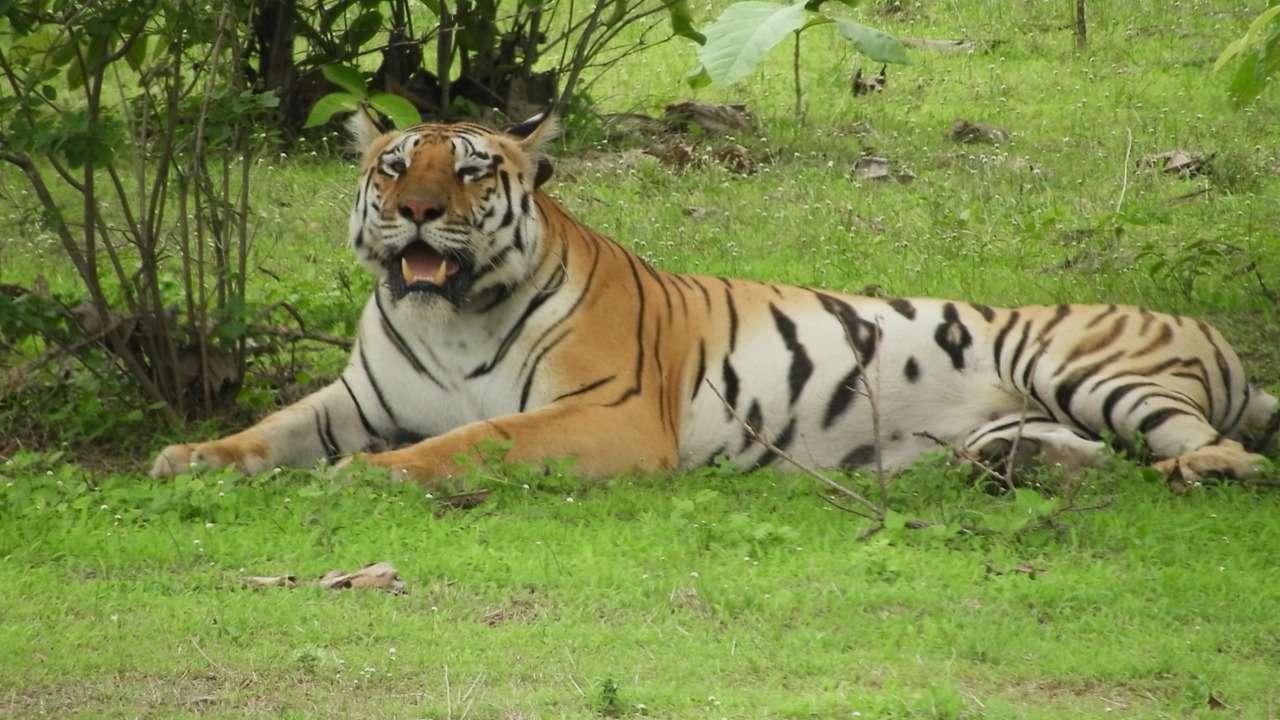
[3,0,1280,717]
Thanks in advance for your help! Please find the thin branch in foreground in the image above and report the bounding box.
[915,430,1012,487]
[703,379,885,522]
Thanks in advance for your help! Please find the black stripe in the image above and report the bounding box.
[823,367,861,430]
[720,358,741,416]
[840,444,877,468]
[689,277,713,310]
[1200,320,1232,423]
[358,342,401,426]
[340,376,380,438]
[753,417,796,468]
[519,330,570,411]
[469,261,568,378]
[770,304,814,406]
[605,253,649,407]
[314,407,339,458]
[933,302,973,371]
[375,292,446,389]
[814,292,878,364]
[1085,304,1119,329]
[1101,381,1146,436]
[1038,304,1072,339]
[498,170,515,227]
[992,310,1020,377]
[970,303,996,322]
[741,400,764,452]
[888,298,916,320]
[1052,351,1125,429]
[691,341,707,401]
[552,375,617,404]
[724,285,740,352]
[1139,407,1192,436]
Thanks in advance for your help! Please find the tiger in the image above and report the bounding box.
[149,110,1278,485]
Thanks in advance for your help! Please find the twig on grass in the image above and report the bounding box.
[704,380,884,523]
[915,430,1012,488]
[1116,127,1134,215]
[189,636,234,678]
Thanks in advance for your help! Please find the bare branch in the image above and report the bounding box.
[704,379,886,520]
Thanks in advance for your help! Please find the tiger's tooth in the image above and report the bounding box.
[401,257,415,284]
[433,259,448,285]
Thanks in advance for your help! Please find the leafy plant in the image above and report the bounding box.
[305,65,421,130]
[1215,0,1280,106]
[689,0,911,117]
[0,0,276,421]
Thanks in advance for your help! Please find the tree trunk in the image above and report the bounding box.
[1075,0,1086,49]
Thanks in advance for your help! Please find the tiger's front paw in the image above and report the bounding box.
[148,441,269,478]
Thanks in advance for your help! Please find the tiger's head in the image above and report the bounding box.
[346,109,559,313]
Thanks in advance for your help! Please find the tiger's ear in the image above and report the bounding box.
[505,112,560,189]
[346,105,387,156]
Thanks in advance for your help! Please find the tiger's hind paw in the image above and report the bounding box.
[1152,441,1268,487]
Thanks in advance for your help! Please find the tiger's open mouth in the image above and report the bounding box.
[385,241,474,305]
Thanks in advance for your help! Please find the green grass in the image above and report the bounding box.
[4,455,1280,718]
[3,0,1280,716]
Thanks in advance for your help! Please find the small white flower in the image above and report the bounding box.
[690,571,699,577]
[100,504,109,511]
[566,497,574,503]
[205,522,215,529]
[193,539,201,544]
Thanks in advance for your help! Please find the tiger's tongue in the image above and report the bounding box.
[401,244,458,285]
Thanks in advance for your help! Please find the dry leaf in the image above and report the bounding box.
[853,156,892,181]
[662,101,755,135]
[948,119,1010,145]
[713,144,758,175]
[1136,149,1210,178]
[852,157,914,183]
[319,562,406,594]
[242,575,297,589]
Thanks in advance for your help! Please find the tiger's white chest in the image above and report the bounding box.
[349,290,550,438]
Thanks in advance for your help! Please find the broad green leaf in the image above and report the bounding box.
[686,66,712,89]
[416,0,440,16]
[339,9,383,53]
[666,0,707,45]
[833,17,912,65]
[369,91,422,130]
[1214,3,1280,70]
[321,64,368,96]
[124,36,148,73]
[303,91,360,128]
[696,1,811,86]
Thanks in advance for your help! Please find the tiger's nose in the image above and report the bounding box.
[398,198,444,224]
